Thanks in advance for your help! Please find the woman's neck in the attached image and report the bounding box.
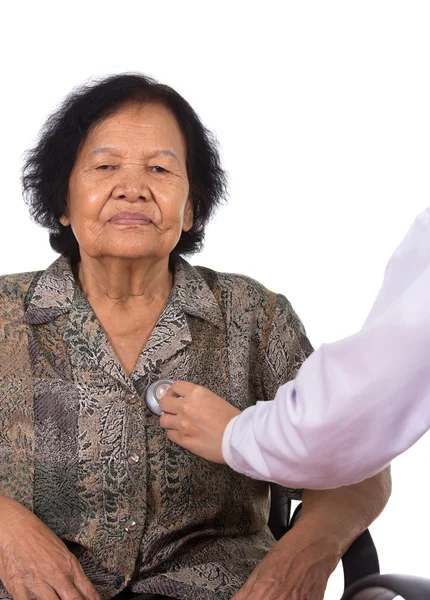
[76,253,173,307]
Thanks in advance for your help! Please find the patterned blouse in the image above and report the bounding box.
[0,255,313,600]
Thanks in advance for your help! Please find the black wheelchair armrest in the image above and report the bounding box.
[268,490,291,542]
[289,503,380,590]
[341,573,430,600]
[342,528,380,590]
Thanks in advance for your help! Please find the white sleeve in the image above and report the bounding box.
[222,207,430,489]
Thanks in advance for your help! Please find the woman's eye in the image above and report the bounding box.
[96,165,115,170]
[151,166,167,173]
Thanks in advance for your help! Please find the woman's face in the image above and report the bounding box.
[64,102,192,261]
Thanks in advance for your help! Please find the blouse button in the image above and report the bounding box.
[124,519,137,533]
[114,575,125,589]
[127,451,140,464]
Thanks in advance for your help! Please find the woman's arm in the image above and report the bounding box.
[232,468,392,600]
[300,467,392,554]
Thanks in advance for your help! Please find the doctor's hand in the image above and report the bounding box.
[158,380,241,463]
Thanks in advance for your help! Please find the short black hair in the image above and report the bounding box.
[22,73,228,262]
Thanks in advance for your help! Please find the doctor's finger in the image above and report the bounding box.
[159,412,180,430]
[158,395,184,414]
[168,380,197,397]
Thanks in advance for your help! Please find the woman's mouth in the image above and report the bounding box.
[109,212,152,226]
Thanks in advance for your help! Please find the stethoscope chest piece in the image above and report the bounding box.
[145,378,174,416]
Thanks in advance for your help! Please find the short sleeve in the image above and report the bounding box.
[262,294,314,401]
[260,294,314,500]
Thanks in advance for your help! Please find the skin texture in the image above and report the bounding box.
[64,102,192,268]
[160,381,392,599]
[0,497,100,600]
[0,102,193,599]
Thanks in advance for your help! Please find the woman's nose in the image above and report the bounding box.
[112,169,150,202]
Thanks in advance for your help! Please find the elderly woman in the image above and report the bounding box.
[0,74,390,600]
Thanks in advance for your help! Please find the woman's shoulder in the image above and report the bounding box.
[0,271,43,324]
[191,263,305,334]
[193,264,278,312]
[0,271,41,335]
[195,263,274,295]
[0,270,40,300]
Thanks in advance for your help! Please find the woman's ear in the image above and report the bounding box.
[59,215,70,227]
[182,197,193,232]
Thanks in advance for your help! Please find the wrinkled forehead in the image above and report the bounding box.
[83,101,186,153]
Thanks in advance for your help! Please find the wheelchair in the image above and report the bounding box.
[269,484,430,600]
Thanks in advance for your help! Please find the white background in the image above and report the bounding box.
[1,1,429,597]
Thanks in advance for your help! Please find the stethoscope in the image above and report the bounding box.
[145,378,174,416]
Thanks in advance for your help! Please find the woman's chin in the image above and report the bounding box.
[85,246,169,262]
